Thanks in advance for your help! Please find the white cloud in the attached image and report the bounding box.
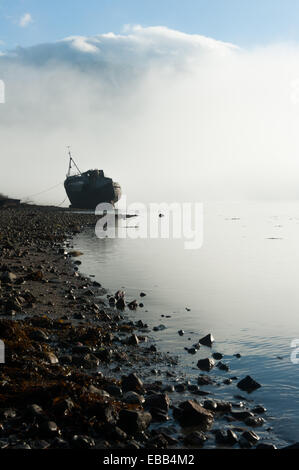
[19,13,33,28]
[0,26,299,203]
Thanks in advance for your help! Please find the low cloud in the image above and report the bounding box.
[19,13,33,28]
[0,26,299,204]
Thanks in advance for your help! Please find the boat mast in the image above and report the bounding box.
[67,146,82,177]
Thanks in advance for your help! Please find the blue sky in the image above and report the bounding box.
[1,0,299,50]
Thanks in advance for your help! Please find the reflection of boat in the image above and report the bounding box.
[64,149,121,209]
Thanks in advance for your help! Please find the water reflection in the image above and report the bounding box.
[73,202,299,445]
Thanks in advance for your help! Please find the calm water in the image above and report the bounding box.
[73,202,299,446]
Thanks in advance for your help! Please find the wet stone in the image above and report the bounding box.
[237,375,261,392]
[256,443,277,449]
[127,334,139,346]
[123,391,145,405]
[214,428,238,446]
[199,334,214,347]
[44,352,59,365]
[122,373,144,393]
[174,400,214,430]
[230,410,254,421]
[197,358,215,372]
[40,421,58,437]
[184,431,207,447]
[26,404,44,418]
[244,416,265,427]
[144,393,170,413]
[242,430,260,444]
[105,384,123,398]
[212,352,223,360]
[217,361,229,372]
[175,383,186,393]
[118,410,152,435]
[204,400,218,411]
[197,375,214,386]
[252,405,267,414]
[71,435,95,449]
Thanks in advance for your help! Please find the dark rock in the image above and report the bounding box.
[237,376,261,392]
[215,429,238,446]
[3,408,17,419]
[116,298,126,310]
[146,434,169,449]
[217,361,229,371]
[153,325,166,331]
[212,352,223,360]
[187,384,201,394]
[256,443,277,449]
[187,348,197,355]
[40,421,58,437]
[178,330,184,336]
[1,271,17,284]
[230,410,254,421]
[118,410,152,435]
[242,430,260,444]
[127,334,140,346]
[223,379,233,385]
[204,399,217,411]
[174,400,214,430]
[95,348,113,362]
[215,401,232,412]
[252,405,267,414]
[199,334,214,347]
[105,384,122,398]
[72,435,95,449]
[162,385,175,393]
[123,391,144,405]
[197,358,215,372]
[226,429,239,445]
[197,375,214,386]
[175,383,186,393]
[122,373,144,393]
[29,329,49,342]
[44,352,59,365]
[144,393,170,413]
[128,300,138,311]
[88,385,110,399]
[26,404,44,418]
[103,424,128,442]
[244,416,265,427]
[184,431,207,447]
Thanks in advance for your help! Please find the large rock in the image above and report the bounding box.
[215,429,238,446]
[197,358,215,372]
[144,393,170,413]
[118,409,152,435]
[174,400,214,430]
[199,334,214,347]
[122,373,144,393]
[237,376,261,392]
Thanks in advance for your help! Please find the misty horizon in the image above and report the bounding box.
[1,25,299,206]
